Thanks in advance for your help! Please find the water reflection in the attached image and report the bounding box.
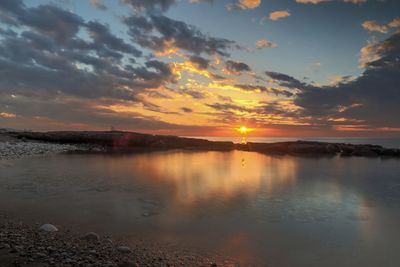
[111,150,298,205]
[1,151,400,266]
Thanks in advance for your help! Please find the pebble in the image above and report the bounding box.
[0,141,81,160]
[39,224,58,232]
[82,232,100,242]
[116,246,132,254]
[0,215,224,266]
[36,252,47,258]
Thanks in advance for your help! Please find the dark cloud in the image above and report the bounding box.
[121,0,177,13]
[0,93,194,131]
[1,2,85,44]
[0,1,174,106]
[294,32,400,129]
[225,60,251,73]
[86,21,142,57]
[265,71,308,90]
[181,107,193,113]
[124,14,235,56]
[234,84,294,97]
[189,55,210,69]
[171,88,208,99]
[206,102,251,113]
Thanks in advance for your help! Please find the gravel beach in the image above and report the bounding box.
[0,216,223,267]
[0,132,83,160]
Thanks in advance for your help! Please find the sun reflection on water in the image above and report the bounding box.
[128,150,298,205]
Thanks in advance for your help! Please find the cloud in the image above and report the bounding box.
[225,60,251,74]
[0,112,16,118]
[296,0,366,4]
[227,0,261,11]
[293,32,400,129]
[0,93,193,131]
[86,21,142,56]
[124,14,235,57]
[362,20,388,33]
[5,2,85,44]
[233,84,294,97]
[181,107,193,113]
[389,18,400,29]
[295,0,330,3]
[189,0,214,3]
[0,1,177,105]
[121,0,177,13]
[256,39,278,49]
[89,0,107,10]
[189,55,210,69]
[265,71,308,90]
[269,10,290,21]
[238,0,261,9]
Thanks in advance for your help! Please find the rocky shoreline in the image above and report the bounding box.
[0,217,221,267]
[0,141,84,161]
[2,130,400,158]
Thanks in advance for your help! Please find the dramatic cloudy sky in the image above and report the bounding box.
[0,0,399,136]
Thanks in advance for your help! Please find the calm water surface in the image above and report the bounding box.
[1,150,400,266]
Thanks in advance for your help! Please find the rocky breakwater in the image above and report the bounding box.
[5,130,400,158]
[10,131,235,152]
[236,141,400,157]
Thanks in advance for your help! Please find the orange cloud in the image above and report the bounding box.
[256,39,278,49]
[362,20,388,33]
[239,0,261,9]
[269,10,291,21]
[296,0,366,3]
[0,112,16,118]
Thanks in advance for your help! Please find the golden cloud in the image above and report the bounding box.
[269,10,291,21]
[239,0,261,9]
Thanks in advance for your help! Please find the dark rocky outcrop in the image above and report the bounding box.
[4,130,400,158]
[237,141,400,157]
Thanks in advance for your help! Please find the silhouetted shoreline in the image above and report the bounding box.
[2,130,400,158]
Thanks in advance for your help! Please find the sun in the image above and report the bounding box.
[237,126,253,135]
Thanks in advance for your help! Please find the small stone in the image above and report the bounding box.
[81,232,100,242]
[47,246,56,253]
[36,252,47,258]
[118,261,139,267]
[210,263,218,267]
[89,249,98,256]
[116,246,132,254]
[105,238,113,245]
[39,224,58,232]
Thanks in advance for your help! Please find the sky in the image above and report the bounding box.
[0,0,399,137]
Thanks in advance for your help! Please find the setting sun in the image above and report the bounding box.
[237,126,254,135]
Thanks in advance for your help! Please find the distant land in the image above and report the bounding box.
[1,129,400,158]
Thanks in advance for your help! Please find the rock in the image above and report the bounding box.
[81,232,100,242]
[116,246,132,254]
[0,243,11,249]
[118,261,139,267]
[39,224,58,232]
[105,238,113,245]
[36,252,47,258]
[210,263,218,267]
